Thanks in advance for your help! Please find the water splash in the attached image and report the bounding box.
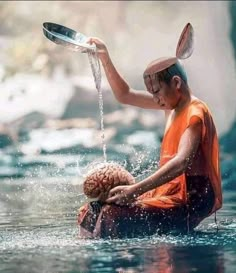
[128,146,159,181]
[87,49,107,162]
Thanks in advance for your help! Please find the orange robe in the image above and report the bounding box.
[139,98,222,217]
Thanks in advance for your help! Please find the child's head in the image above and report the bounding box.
[143,58,189,110]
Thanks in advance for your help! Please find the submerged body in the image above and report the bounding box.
[78,175,214,238]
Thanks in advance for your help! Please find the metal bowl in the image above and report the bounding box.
[42,22,96,52]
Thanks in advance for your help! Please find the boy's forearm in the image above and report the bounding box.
[101,54,130,103]
[133,156,187,196]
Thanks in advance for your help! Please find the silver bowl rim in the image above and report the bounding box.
[42,22,96,51]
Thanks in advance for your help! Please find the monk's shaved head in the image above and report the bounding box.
[144,59,188,86]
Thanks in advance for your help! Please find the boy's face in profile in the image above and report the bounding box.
[144,74,181,110]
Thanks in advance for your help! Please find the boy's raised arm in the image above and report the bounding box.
[88,37,163,110]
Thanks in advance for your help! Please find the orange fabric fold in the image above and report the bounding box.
[139,98,222,215]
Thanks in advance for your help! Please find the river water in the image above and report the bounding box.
[0,152,235,273]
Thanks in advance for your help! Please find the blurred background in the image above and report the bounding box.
[0,0,236,212]
[0,1,235,180]
[1,2,236,273]
[0,0,236,205]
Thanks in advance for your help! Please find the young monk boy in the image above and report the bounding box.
[77,23,222,238]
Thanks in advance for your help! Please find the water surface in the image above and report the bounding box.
[0,170,236,273]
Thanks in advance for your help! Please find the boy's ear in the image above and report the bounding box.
[172,76,182,89]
